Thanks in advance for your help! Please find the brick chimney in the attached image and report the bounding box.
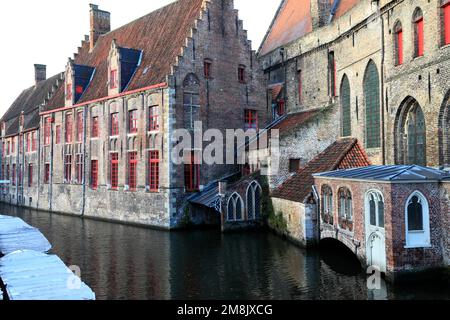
[89,4,111,50]
[34,64,47,85]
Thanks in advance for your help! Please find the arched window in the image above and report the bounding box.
[413,8,424,57]
[366,191,384,228]
[183,73,200,131]
[328,51,336,97]
[394,21,403,65]
[321,185,333,224]
[405,191,430,248]
[227,193,244,221]
[338,187,352,221]
[364,61,381,149]
[246,181,262,220]
[439,91,450,167]
[340,75,351,137]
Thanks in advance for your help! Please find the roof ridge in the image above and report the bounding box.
[388,164,416,180]
[330,138,358,170]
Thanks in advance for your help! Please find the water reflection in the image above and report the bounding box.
[1,204,449,300]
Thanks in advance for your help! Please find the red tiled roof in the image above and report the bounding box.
[259,0,360,56]
[271,138,370,202]
[45,0,205,110]
[269,84,283,101]
[271,109,320,135]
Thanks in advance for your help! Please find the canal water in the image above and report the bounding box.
[1,203,449,300]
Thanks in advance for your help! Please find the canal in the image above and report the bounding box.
[1,203,449,300]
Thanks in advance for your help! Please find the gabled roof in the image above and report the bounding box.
[271,138,370,202]
[44,0,205,111]
[259,0,360,56]
[314,165,450,182]
[271,109,321,136]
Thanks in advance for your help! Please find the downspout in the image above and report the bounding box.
[380,5,386,165]
[312,185,321,243]
[49,116,54,212]
[281,47,287,113]
[81,106,87,216]
[15,136,20,204]
[21,133,25,205]
[37,126,41,210]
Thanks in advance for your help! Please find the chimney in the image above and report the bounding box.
[310,0,332,30]
[89,4,111,50]
[34,64,46,84]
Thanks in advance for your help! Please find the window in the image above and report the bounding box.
[338,187,353,221]
[110,153,119,190]
[321,185,333,224]
[44,164,50,184]
[413,9,424,57]
[19,135,23,154]
[405,103,426,166]
[128,152,138,191]
[328,51,336,97]
[238,65,246,83]
[11,137,15,154]
[149,106,159,131]
[110,113,119,136]
[56,126,61,144]
[64,154,72,183]
[227,193,243,221]
[76,154,83,184]
[289,159,301,173]
[298,70,302,103]
[244,110,258,130]
[442,1,450,46]
[276,99,285,116]
[364,61,381,149]
[341,75,352,137]
[44,117,52,146]
[184,151,200,192]
[28,164,33,187]
[367,191,384,228]
[204,59,212,78]
[405,191,430,248]
[149,151,159,192]
[91,116,99,138]
[394,21,403,65]
[110,69,118,89]
[66,83,72,101]
[183,92,200,130]
[12,164,16,186]
[91,160,98,190]
[32,131,37,151]
[246,181,262,220]
[65,113,73,143]
[129,110,138,134]
[76,111,83,142]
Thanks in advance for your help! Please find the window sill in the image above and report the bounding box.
[110,135,119,139]
[404,244,432,249]
[148,130,160,134]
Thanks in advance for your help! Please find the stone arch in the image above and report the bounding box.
[395,96,426,166]
[438,90,450,167]
[363,60,381,149]
[340,74,351,137]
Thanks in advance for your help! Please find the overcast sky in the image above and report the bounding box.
[0,0,280,117]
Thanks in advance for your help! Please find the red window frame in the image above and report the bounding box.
[110,69,118,89]
[110,113,119,136]
[75,85,84,95]
[277,99,285,116]
[416,18,424,57]
[76,154,83,184]
[55,126,61,144]
[92,116,99,138]
[44,164,50,184]
[91,160,98,190]
[128,152,138,191]
[184,151,200,192]
[129,110,138,134]
[396,28,404,65]
[11,137,15,153]
[26,133,31,152]
[19,135,23,154]
[28,164,33,187]
[444,3,450,45]
[110,153,119,190]
[76,112,84,142]
[12,164,16,186]
[64,154,72,183]
[204,60,212,78]
[244,110,258,130]
[44,117,51,146]
[32,131,37,151]
[149,106,159,131]
[238,66,246,83]
[149,151,160,192]
[66,83,73,101]
[65,113,73,143]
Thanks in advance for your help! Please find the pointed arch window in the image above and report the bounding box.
[321,185,333,225]
[413,8,424,57]
[394,21,403,65]
[246,181,262,220]
[341,75,351,137]
[364,61,381,149]
[367,191,384,228]
[405,192,430,248]
[406,103,426,166]
[227,193,244,221]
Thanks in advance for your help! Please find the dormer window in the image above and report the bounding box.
[65,60,94,106]
[110,69,118,89]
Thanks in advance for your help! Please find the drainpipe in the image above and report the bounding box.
[15,135,20,204]
[49,116,54,212]
[280,47,287,112]
[37,127,41,210]
[81,106,87,216]
[21,133,25,205]
[312,185,321,244]
[380,4,386,165]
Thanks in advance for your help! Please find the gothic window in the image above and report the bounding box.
[328,51,336,97]
[183,73,200,131]
[364,61,381,149]
[227,193,244,221]
[321,185,333,224]
[394,21,403,65]
[338,187,352,221]
[406,104,426,165]
[413,8,424,57]
[405,191,430,248]
[366,191,384,228]
[246,181,262,220]
[341,75,351,137]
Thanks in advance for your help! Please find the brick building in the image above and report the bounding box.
[0,0,268,229]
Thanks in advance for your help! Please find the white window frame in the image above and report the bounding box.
[246,181,262,220]
[405,191,431,248]
[227,192,244,222]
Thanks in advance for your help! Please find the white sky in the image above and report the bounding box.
[0,0,280,117]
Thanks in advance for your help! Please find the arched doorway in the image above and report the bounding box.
[395,97,426,166]
[365,190,386,273]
